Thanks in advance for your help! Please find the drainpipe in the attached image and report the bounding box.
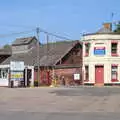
[25,67,27,87]
[82,67,84,86]
[8,68,10,87]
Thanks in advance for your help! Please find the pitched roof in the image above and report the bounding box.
[0,47,12,55]
[12,36,37,46]
[1,40,82,66]
[39,40,81,66]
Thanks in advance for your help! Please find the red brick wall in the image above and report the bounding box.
[34,68,82,86]
[53,68,82,85]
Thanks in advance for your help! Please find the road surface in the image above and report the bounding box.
[0,87,120,120]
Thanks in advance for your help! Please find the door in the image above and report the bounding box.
[27,69,32,87]
[23,69,32,87]
[95,66,104,84]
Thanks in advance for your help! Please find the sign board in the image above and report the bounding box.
[74,74,80,80]
[10,61,24,71]
[94,47,105,55]
[11,71,24,81]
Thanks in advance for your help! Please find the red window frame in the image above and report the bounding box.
[111,41,118,56]
[111,64,118,82]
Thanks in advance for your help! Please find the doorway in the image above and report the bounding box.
[95,65,104,84]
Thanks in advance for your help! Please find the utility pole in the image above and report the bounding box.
[36,27,40,86]
[46,34,49,59]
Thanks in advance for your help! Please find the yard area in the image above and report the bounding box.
[0,87,120,120]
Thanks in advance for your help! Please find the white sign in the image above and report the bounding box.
[74,74,80,80]
[10,61,24,71]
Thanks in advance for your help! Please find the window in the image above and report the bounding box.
[111,65,118,82]
[85,66,89,81]
[0,68,8,79]
[85,43,90,56]
[111,42,118,56]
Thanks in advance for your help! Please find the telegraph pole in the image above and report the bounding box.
[36,27,40,86]
[46,34,49,59]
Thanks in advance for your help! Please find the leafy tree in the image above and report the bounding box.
[114,22,120,33]
[3,44,11,49]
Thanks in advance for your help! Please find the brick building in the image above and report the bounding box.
[35,40,83,86]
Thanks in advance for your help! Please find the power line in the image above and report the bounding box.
[38,27,72,40]
[0,27,72,40]
[0,24,37,29]
[0,24,79,41]
[0,29,36,38]
[0,23,74,40]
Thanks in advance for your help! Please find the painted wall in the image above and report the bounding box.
[0,65,34,87]
[0,78,9,86]
[0,65,9,86]
[82,34,120,84]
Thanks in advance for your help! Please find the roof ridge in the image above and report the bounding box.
[16,36,35,40]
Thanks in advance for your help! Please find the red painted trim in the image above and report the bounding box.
[111,79,119,82]
[94,47,105,50]
[84,53,89,57]
[84,80,89,82]
[111,40,118,43]
[112,64,118,66]
[111,53,118,56]
[95,64,104,66]
[111,65,118,82]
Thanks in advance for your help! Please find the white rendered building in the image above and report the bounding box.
[82,23,120,85]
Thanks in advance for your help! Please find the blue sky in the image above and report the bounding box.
[0,0,120,46]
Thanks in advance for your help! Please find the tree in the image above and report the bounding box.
[114,22,120,33]
[3,44,11,49]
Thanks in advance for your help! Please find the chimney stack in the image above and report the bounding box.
[103,23,112,31]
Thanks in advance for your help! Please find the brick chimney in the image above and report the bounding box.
[103,23,112,31]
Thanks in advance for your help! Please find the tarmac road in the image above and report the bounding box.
[0,87,120,120]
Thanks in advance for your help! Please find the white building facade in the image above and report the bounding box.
[82,25,120,85]
[0,64,34,87]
